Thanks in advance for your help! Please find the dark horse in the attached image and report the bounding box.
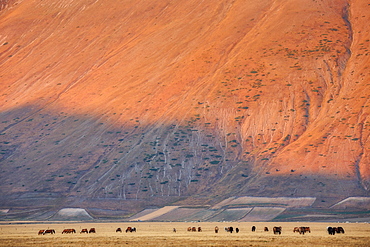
[273,226,282,235]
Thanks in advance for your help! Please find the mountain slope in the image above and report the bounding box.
[0,0,369,216]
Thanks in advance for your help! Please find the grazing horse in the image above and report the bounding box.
[225,226,234,233]
[89,228,96,233]
[116,228,122,233]
[303,227,311,233]
[336,227,345,234]
[197,227,202,232]
[215,226,219,233]
[43,229,55,235]
[80,228,88,234]
[327,227,335,235]
[273,226,282,235]
[62,229,76,234]
[236,227,239,233]
[38,230,45,235]
[126,227,136,232]
[224,227,232,233]
[187,227,192,232]
[294,227,310,235]
[191,227,196,232]
[251,226,256,232]
[264,227,269,232]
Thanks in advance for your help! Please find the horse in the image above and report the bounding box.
[273,226,282,235]
[191,227,196,232]
[197,227,202,232]
[296,227,309,235]
[187,227,192,232]
[336,227,345,234]
[43,229,55,235]
[251,226,256,232]
[235,227,239,233]
[62,229,76,234]
[126,227,136,232]
[225,226,234,233]
[264,227,269,232]
[89,228,96,233]
[38,230,45,235]
[327,227,335,235]
[80,228,88,234]
[116,228,122,232]
[215,226,219,233]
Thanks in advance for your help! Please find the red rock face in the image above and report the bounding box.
[0,0,369,212]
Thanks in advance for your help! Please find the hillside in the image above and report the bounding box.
[0,0,369,219]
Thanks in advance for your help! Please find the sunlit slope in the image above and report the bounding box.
[0,0,369,212]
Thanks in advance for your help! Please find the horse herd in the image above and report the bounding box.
[38,227,135,235]
[186,226,285,235]
[39,228,96,235]
[327,226,345,235]
[116,227,136,233]
[37,225,345,235]
[185,225,344,235]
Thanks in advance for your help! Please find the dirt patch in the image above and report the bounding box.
[331,197,370,210]
[49,208,93,221]
[129,206,179,221]
[240,207,286,222]
[212,196,316,209]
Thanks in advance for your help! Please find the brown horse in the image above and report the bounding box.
[116,228,122,232]
[62,229,76,234]
[38,230,45,235]
[80,228,88,234]
[89,228,96,233]
[43,229,55,235]
[294,227,310,234]
[215,226,219,233]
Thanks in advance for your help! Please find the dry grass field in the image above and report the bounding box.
[0,222,369,246]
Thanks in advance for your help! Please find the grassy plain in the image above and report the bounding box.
[0,221,369,246]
